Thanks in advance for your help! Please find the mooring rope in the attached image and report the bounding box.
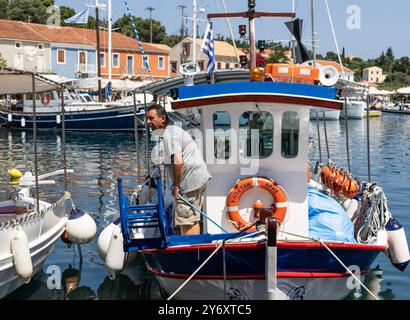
[123,0,154,81]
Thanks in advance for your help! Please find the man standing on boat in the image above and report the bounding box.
[146,105,211,235]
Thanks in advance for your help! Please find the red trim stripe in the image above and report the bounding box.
[146,264,369,280]
[142,241,386,254]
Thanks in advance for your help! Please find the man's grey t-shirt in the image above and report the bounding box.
[162,124,211,193]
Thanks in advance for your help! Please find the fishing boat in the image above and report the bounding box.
[0,82,151,131]
[98,2,409,300]
[0,69,97,299]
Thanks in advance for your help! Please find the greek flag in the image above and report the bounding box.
[64,8,89,25]
[201,22,215,78]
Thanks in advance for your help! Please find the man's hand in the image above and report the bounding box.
[173,185,181,199]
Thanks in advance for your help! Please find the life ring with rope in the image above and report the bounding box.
[225,176,288,232]
[41,93,51,106]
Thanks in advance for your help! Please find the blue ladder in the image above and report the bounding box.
[118,176,168,252]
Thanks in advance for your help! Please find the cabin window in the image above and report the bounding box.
[239,111,273,158]
[213,112,231,159]
[281,111,299,158]
[15,41,22,49]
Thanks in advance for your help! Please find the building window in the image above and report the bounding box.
[112,53,119,67]
[171,62,178,73]
[198,61,204,71]
[225,63,230,69]
[15,41,22,49]
[78,51,86,65]
[239,111,273,158]
[38,43,44,50]
[182,42,190,58]
[217,62,221,70]
[213,112,231,159]
[142,55,149,68]
[235,64,240,68]
[158,56,164,70]
[99,53,105,67]
[57,49,66,64]
[281,111,299,158]
[376,77,379,83]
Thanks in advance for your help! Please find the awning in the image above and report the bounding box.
[396,87,410,95]
[368,87,394,95]
[0,68,61,95]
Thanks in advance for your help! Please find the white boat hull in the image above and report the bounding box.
[340,101,365,119]
[310,110,340,120]
[0,194,69,299]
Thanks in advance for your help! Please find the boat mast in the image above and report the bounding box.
[95,0,102,101]
[192,0,197,65]
[108,0,112,101]
[311,0,316,67]
[207,0,295,69]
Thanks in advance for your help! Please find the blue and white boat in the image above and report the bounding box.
[98,3,409,300]
[0,88,149,131]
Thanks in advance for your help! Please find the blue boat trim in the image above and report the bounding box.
[178,82,338,101]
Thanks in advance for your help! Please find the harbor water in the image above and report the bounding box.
[0,114,409,300]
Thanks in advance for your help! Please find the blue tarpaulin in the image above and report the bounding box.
[308,186,356,243]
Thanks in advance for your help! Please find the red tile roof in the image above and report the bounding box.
[0,19,167,53]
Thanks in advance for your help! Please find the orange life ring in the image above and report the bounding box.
[41,93,51,106]
[226,176,288,232]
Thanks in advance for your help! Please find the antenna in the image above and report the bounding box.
[177,5,188,37]
[146,7,155,43]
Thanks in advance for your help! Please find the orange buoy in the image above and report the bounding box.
[226,177,288,232]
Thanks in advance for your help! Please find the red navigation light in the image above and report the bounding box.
[239,25,247,38]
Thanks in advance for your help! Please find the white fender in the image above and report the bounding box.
[11,226,33,283]
[7,113,12,122]
[56,114,61,124]
[386,218,410,271]
[65,209,97,244]
[21,117,25,127]
[105,224,126,280]
[97,221,117,261]
[346,198,361,222]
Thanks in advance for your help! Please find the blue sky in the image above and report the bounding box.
[55,0,410,59]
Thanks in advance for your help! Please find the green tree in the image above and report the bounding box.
[0,0,8,19]
[6,0,48,24]
[0,53,7,68]
[59,6,76,26]
[113,14,166,43]
[265,50,289,64]
[392,57,410,74]
[161,35,184,48]
[40,0,54,7]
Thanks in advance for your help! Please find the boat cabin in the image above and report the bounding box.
[171,80,343,239]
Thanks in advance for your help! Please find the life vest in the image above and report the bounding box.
[225,176,288,232]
